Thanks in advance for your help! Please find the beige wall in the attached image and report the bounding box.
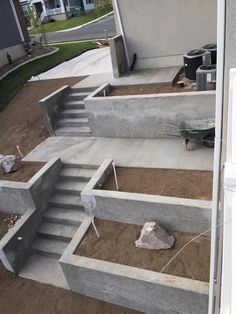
[113,0,217,69]
[0,44,25,68]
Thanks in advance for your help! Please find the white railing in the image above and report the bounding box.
[220,68,236,313]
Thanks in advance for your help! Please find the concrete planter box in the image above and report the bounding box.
[0,158,62,273]
[60,218,209,313]
[84,84,216,138]
[81,160,212,234]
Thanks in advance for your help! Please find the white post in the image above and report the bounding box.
[112,162,119,191]
[41,0,47,16]
[60,0,65,13]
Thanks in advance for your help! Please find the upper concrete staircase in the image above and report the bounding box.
[19,163,97,288]
[55,87,95,137]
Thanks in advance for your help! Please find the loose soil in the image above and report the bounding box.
[76,219,210,282]
[0,77,85,156]
[0,46,55,77]
[0,212,21,240]
[0,161,45,182]
[106,84,195,96]
[102,167,213,200]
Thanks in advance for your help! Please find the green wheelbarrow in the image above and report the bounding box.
[178,118,215,150]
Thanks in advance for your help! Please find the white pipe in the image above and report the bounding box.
[208,0,226,311]
[112,162,119,191]
[90,217,100,239]
[113,0,131,68]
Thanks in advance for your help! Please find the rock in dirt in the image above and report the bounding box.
[135,222,175,250]
[0,155,21,174]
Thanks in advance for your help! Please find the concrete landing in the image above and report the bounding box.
[19,254,69,289]
[24,137,213,171]
[111,67,181,86]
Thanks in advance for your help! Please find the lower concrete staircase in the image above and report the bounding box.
[55,87,95,137]
[19,163,97,288]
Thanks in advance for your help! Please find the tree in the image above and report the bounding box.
[94,0,113,17]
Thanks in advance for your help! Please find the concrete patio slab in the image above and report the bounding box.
[73,72,113,89]
[111,67,181,86]
[24,137,213,171]
[30,48,112,81]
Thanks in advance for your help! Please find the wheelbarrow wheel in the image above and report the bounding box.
[203,134,215,148]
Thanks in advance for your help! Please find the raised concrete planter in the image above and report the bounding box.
[39,85,70,135]
[60,217,209,313]
[85,84,216,138]
[81,159,212,234]
[0,158,62,273]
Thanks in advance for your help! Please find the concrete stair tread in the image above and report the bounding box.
[32,237,68,257]
[43,207,86,225]
[64,100,85,105]
[55,126,91,137]
[37,221,77,241]
[60,109,86,115]
[56,126,90,133]
[59,167,95,180]
[55,180,87,193]
[19,254,69,289]
[58,117,89,123]
[68,92,89,97]
[48,193,83,209]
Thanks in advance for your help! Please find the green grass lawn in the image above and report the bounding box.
[30,8,113,35]
[0,41,96,111]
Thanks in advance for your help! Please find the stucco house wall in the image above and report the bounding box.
[0,0,29,67]
[113,0,217,70]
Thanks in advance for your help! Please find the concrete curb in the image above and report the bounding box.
[55,11,114,33]
[0,48,59,81]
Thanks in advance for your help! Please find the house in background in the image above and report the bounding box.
[0,0,29,67]
[26,0,95,22]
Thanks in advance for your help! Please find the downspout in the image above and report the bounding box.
[113,0,131,68]
[208,0,226,312]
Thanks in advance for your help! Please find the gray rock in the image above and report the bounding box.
[0,155,21,174]
[135,222,175,250]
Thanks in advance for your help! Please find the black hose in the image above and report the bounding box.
[130,53,137,71]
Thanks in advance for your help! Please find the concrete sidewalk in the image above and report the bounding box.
[30,47,112,81]
[24,137,213,171]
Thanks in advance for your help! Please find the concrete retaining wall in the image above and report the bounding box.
[0,158,62,214]
[39,85,70,135]
[81,160,212,234]
[60,218,209,314]
[109,35,127,78]
[85,85,216,138]
[0,158,62,273]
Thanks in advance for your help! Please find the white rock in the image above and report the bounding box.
[135,222,175,250]
[0,155,21,174]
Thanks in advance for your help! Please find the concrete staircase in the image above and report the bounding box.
[55,87,95,137]
[19,163,97,288]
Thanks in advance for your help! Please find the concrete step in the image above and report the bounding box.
[62,163,98,170]
[59,167,95,181]
[48,193,84,210]
[71,86,95,93]
[32,237,69,258]
[19,254,69,289]
[54,180,87,195]
[43,207,86,225]
[60,109,88,118]
[57,118,89,128]
[55,126,91,137]
[67,92,90,101]
[37,222,77,242]
[63,100,85,110]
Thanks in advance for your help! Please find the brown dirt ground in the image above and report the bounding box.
[0,161,45,182]
[102,167,213,200]
[76,219,210,282]
[0,77,85,157]
[106,84,194,96]
[0,213,138,314]
[0,212,21,240]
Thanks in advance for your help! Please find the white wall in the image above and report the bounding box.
[83,0,95,12]
[113,0,217,69]
[0,44,25,68]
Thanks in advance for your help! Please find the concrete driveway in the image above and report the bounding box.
[34,15,116,43]
[30,47,112,80]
